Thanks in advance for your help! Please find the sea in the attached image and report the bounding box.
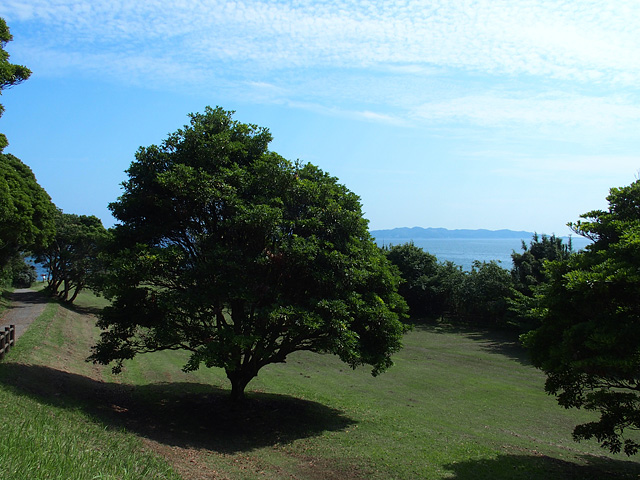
[25,257,48,280]
[372,236,593,271]
[27,235,593,276]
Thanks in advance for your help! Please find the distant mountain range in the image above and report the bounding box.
[370,227,534,239]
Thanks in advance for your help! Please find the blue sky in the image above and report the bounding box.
[1,1,639,235]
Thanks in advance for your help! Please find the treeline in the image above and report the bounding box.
[383,233,574,331]
[0,198,109,303]
[0,151,109,298]
[0,142,109,300]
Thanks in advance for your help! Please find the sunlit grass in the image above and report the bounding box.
[0,388,179,480]
[114,322,640,479]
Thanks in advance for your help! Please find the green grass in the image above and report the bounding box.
[0,292,181,480]
[0,390,179,480]
[0,291,639,479]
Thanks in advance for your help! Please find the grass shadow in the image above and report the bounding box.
[33,287,106,317]
[0,362,355,453]
[463,329,532,366]
[57,299,104,317]
[442,452,640,479]
[414,319,533,366]
[3,288,50,308]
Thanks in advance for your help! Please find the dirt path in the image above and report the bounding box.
[0,288,48,340]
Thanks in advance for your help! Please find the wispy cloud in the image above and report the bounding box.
[411,93,640,130]
[4,1,639,79]
[2,0,640,132]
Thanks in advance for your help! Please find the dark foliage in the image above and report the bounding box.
[384,243,515,326]
[0,154,57,267]
[36,212,110,303]
[523,180,640,455]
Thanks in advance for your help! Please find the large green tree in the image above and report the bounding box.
[0,17,31,151]
[91,107,408,401]
[36,212,110,303]
[0,153,56,267]
[523,180,640,455]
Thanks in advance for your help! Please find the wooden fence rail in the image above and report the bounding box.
[0,325,16,360]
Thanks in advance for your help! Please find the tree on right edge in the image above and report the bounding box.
[523,180,640,455]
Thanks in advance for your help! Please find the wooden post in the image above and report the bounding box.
[0,328,5,360]
[0,325,15,360]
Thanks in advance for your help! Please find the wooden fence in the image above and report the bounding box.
[0,325,16,360]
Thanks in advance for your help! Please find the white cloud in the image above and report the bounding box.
[279,99,407,127]
[537,155,640,176]
[3,0,640,82]
[540,154,637,174]
[356,110,405,125]
[12,44,215,90]
[3,0,640,133]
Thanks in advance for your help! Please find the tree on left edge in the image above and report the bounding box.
[0,153,56,267]
[0,17,31,151]
[0,18,55,286]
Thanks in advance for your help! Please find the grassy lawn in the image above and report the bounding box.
[0,290,639,479]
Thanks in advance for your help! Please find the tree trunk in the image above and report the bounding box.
[66,284,83,304]
[226,369,256,402]
[59,279,69,301]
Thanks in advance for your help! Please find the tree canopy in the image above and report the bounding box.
[0,18,31,151]
[384,242,515,325]
[0,153,56,266]
[36,212,110,303]
[384,242,442,316]
[91,106,408,401]
[523,180,640,455]
[508,233,575,331]
[511,233,573,296]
